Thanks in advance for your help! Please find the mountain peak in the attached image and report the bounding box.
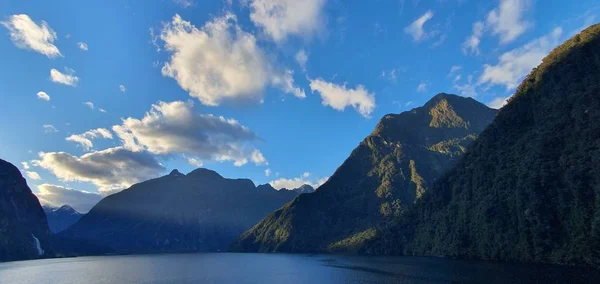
[169,169,183,176]
[186,168,223,180]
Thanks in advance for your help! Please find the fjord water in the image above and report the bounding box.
[1,254,598,284]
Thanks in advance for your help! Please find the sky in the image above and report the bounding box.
[0,0,597,212]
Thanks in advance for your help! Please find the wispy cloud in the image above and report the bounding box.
[50,68,79,86]
[1,14,61,57]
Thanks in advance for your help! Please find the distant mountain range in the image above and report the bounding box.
[0,159,53,262]
[232,93,498,253]
[60,169,299,253]
[43,205,83,233]
[2,24,600,268]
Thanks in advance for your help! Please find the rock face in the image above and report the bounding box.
[366,24,600,267]
[0,159,53,262]
[231,94,497,253]
[293,185,315,194]
[43,205,83,233]
[61,168,298,253]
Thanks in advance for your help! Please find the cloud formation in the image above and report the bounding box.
[478,27,563,90]
[83,102,94,109]
[1,14,61,58]
[463,0,531,55]
[158,14,303,106]
[33,147,165,194]
[36,184,102,213]
[26,171,41,180]
[77,42,88,51]
[66,128,113,151]
[404,10,435,42]
[463,21,484,55]
[309,78,375,118]
[487,0,531,44]
[43,125,58,133]
[50,68,79,86]
[248,0,326,42]
[37,91,50,101]
[269,172,328,190]
[112,100,267,167]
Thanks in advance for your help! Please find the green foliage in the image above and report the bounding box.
[231,94,497,253]
[366,24,600,267]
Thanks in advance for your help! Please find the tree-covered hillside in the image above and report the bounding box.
[232,94,497,252]
[365,24,600,267]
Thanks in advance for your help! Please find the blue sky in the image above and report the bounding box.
[0,0,597,212]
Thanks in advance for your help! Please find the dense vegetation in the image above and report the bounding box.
[365,24,600,266]
[61,169,298,253]
[0,159,53,261]
[231,94,497,252]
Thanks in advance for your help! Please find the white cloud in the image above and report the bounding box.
[487,0,531,44]
[463,0,531,55]
[295,49,308,70]
[50,68,79,86]
[488,96,510,109]
[112,100,267,167]
[269,172,328,190]
[36,184,102,213]
[271,69,306,98]
[37,91,50,101]
[248,0,326,42]
[77,42,88,51]
[478,27,563,90]
[119,85,126,93]
[309,78,376,118]
[32,147,165,194]
[463,21,484,55]
[1,14,61,57]
[448,65,462,75]
[66,128,113,151]
[26,171,41,180]
[43,125,58,133]
[250,149,267,165]
[83,102,94,110]
[264,168,271,177]
[454,75,478,97]
[453,74,462,84]
[417,82,428,93]
[158,14,304,106]
[22,162,30,169]
[380,69,399,83]
[404,10,435,42]
[173,0,193,8]
[187,157,203,167]
[99,108,107,113]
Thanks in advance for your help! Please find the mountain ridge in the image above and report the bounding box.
[231,93,497,253]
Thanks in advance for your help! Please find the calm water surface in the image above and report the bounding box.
[0,253,598,283]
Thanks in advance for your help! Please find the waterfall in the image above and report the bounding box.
[31,234,45,256]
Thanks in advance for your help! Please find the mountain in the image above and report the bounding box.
[43,205,83,233]
[365,24,600,267]
[60,168,298,253]
[231,94,497,253]
[292,185,315,195]
[0,159,53,262]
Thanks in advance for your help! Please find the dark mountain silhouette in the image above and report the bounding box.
[232,94,497,253]
[0,159,53,262]
[365,24,600,267]
[60,168,298,253]
[43,205,83,233]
